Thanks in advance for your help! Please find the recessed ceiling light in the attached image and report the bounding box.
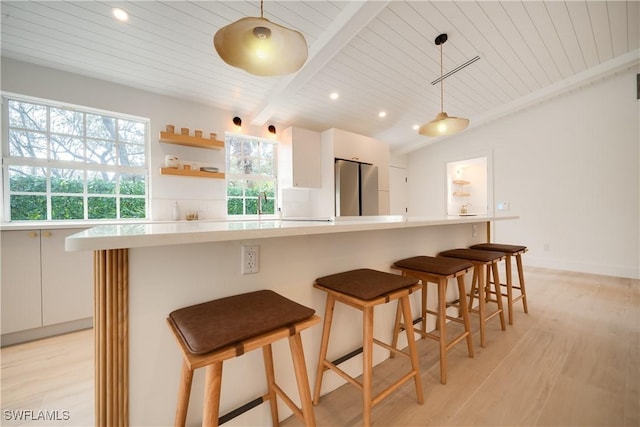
[330,92,339,100]
[412,124,420,130]
[378,111,387,118]
[112,8,129,22]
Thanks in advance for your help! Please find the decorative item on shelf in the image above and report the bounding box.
[213,0,308,76]
[165,155,180,168]
[194,129,203,138]
[460,203,471,215]
[210,132,217,140]
[452,179,470,197]
[419,33,474,137]
[166,124,175,134]
[180,127,189,136]
[183,164,191,171]
[200,166,219,173]
[186,211,199,221]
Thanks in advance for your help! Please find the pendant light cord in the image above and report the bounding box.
[439,42,444,113]
[260,0,264,18]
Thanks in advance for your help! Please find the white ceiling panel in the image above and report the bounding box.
[1,0,637,154]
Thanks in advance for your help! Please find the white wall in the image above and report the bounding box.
[407,67,640,279]
[1,58,280,221]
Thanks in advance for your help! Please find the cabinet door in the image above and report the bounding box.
[41,229,93,326]
[292,128,321,188]
[1,230,42,334]
[332,129,373,163]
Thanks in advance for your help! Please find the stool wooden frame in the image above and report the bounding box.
[471,245,528,325]
[312,282,424,427]
[465,259,506,347]
[390,264,474,385]
[167,315,320,427]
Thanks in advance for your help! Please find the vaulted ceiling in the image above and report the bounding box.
[1,1,638,153]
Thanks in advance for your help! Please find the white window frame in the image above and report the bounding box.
[2,92,150,222]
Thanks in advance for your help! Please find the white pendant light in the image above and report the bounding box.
[214,0,308,76]
[419,33,469,137]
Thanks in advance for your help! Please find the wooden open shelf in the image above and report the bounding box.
[159,132,224,150]
[160,167,225,179]
[452,179,470,185]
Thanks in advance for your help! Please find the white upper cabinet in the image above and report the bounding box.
[330,128,375,164]
[279,127,321,188]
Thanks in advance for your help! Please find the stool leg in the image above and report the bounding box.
[202,361,223,427]
[362,306,374,427]
[491,262,506,330]
[288,333,317,427]
[421,280,428,337]
[313,294,335,405]
[505,255,514,325]
[400,295,424,404]
[476,266,487,347]
[175,359,194,427]
[389,300,402,359]
[516,254,529,313]
[456,275,474,359]
[262,344,280,426]
[437,278,447,385]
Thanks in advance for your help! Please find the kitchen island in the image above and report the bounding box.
[66,215,516,426]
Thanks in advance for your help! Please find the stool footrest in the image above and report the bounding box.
[218,396,265,425]
[331,347,363,366]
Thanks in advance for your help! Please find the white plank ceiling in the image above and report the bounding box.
[1,1,638,153]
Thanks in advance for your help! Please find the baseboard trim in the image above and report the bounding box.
[1,318,93,347]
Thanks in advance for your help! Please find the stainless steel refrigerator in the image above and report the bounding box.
[335,159,379,216]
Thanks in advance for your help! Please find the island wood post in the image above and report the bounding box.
[94,249,129,427]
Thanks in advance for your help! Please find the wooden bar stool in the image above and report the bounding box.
[390,256,474,385]
[438,249,507,347]
[470,243,529,325]
[167,290,320,427]
[312,268,424,427]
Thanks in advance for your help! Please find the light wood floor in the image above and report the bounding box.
[1,267,638,426]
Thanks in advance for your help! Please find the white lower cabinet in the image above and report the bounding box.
[1,228,93,337]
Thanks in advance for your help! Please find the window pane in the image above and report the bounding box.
[119,120,145,144]
[51,168,84,193]
[51,135,85,161]
[87,114,116,139]
[8,100,47,131]
[87,171,116,194]
[227,198,244,215]
[120,173,145,195]
[88,197,116,219]
[9,130,47,158]
[227,179,244,197]
[52,196,84,220]
[119,143,145,167]
[120,198,145,218]
[51,107,83,136]
[9,166,46,192]
[10,195,46,220]
[87,139,116,164]
[245,198,258,215]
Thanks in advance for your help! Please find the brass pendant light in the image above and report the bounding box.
[419,33,469,137]
[214,0,308,76]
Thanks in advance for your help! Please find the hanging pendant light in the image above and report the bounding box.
[214,0,308,76]
[419,33,469,137]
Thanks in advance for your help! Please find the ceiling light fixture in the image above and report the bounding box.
[419,33,469,137]
[112,8,129,22]
[268,125,276,134]
[378,111,387,118]
[233,116,242,128]
[213,0,308,76]
[330,92,339,100]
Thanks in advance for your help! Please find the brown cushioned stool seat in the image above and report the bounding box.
[313,269,423,426]
[438,249,507,347]
[390,256,474,384]
[167,290,320,427]
[470,243,529,325]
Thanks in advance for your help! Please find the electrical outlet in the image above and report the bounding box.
[241,245,259,274]
[472,224,478,237]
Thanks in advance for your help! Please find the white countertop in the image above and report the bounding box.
[65,215,518,252]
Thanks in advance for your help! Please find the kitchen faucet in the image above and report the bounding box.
[257,192,267,216]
